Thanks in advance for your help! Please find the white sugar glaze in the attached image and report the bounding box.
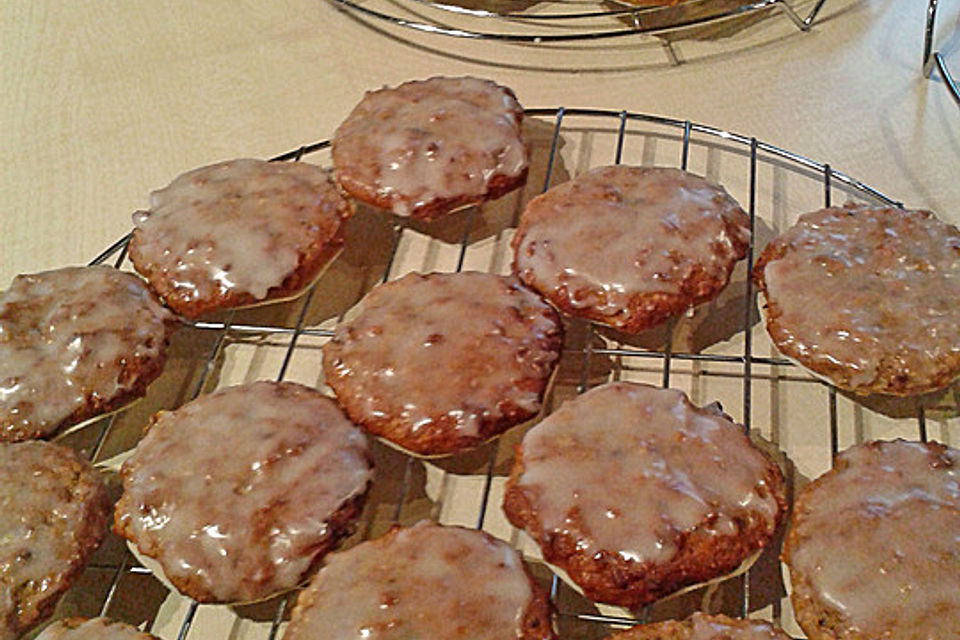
[760,205,960,394]
[283,521,539,640]
[787,440,960,639]
[131,158,348,304]
[516,382,781,565]
[333,77,527,217]
[36,617,156,640]
[513,166,749,326]
[115,381,372,603]
[324,271,561,447]
[0,266,174,441]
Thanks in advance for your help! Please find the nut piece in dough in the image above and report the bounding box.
[323,271,563,456]
[512,166,750,334]
[332,76,528,220]
[754,204,960,395]
[114,381,373,603]
[782,439,960,640]
[282,521,556,640]
[503,382,786,608]
[0,441,111,640]
[129,158,352,318]
[0,265,177,443]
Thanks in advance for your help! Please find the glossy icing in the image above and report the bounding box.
[515,382,781,565]
[686,614,787,640]
[283,521,540,640]
[759,205,960,394]
[324,271,561,450]
[786,440,960,639]
[0,265,175,441]
[513,166,749,328]
[115,381,372,603]
[332,76,527,217]
[0,442,109,640]
[131,158,349,306]
[36,618,157,640]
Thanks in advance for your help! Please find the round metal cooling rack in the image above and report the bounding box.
[326,0,828,43]
[924,0,960,107]
[68,107,955,640]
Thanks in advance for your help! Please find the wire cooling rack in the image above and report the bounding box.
[326,0,826,43]
[51,108,958,640]
[924,0,960,107]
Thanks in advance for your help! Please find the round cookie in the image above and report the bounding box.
[0,441,111,640]
[512,166,750,333]
[753,204,960,395]
[322,271,563,456]
[782,439,960,640]
[331,76,528,220]
[0,265,177,443]
[605,613,792,640]
[128,158,352,318]
[503,382,786,609]
[114,381,373,604]
[282,521,555,640]
[36,618,159,640]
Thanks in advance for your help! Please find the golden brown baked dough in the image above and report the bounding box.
[605,613,792,640]
[0,265,177,443]
[754,204,960,395]
[114,381,373,603]
[503,382,786,609]
[36,617,160,640]
[782,439,960,640]
[129,158,351,318]
[323,271,563,456]
[332,76,528,221]
[512,166,750,333]
[282,521,556,640]
[0,441,111,640]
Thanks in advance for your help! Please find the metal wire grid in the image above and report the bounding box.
[68,107,949,640]
[327,0,826,44]
[924,0,960,107]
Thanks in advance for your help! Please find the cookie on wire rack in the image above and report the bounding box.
[282,521,556,640]
[36,618,160,640]
[0,265,178,443]
[753,204,960,396]
[322,271,563,456]
[0,441,111,640]
[503,382,786,609]
[128,158,352,318]
[331,76,529,220]
[114,381,373,604]
[512,166,750,334]
[782,439,960,640]
[604,613,792,640]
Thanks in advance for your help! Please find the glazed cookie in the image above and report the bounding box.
[754,204,960,395]
[283,521,555,640]
[0,441,111,640]
[503,382,786,608]
[323,271,563,456]
[605,613,792,640]
[0,265,177,442]
[129,158,351,318]
[332,76,528,220]
[36,618,160,640]
[114,381,373,603]
[512,166,750,333]
[782,439,960,640]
